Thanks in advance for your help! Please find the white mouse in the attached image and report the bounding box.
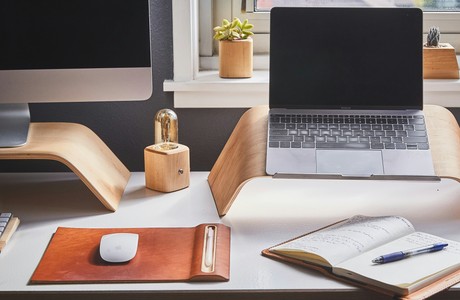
[99,233,139,263]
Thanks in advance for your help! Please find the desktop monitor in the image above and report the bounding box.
[0,0,152,147]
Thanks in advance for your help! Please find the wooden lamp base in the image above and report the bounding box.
[144,144,190,192]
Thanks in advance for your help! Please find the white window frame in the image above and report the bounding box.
[164,0,460,108]
[232,1,460,51]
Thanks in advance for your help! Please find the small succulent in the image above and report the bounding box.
[213,17,254,41]
[426,26,440,47]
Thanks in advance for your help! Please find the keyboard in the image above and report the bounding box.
[269,114,429,150]
[0,212,13,237]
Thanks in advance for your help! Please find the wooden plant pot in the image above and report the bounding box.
[423,43,459,79]
[218,38,253,78]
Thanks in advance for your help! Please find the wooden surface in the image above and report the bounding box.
[219,39,253,78]
[0,122,130,211]
[0,217,19,252]
[208,105,269,216]
[144,144,190,192]
[425,105,460,181]
[423,44,460,79]
[208,105,460,216]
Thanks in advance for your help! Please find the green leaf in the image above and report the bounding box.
[231,18,239,28]
[235,17,243,28]
[214,17,253,40]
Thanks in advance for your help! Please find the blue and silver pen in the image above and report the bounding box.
[372,242,448,264]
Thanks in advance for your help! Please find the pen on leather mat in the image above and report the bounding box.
[372,242,448,264]
[205,227,215,267]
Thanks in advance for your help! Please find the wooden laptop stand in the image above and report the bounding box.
[0,123,130,211]
[208,105,460,217]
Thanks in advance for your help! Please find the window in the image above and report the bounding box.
[166,0,460,108]
[224,0,460,57]
[254,0,460,11]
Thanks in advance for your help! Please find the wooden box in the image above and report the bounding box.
[144,144,190,192]
[423,43,459,79]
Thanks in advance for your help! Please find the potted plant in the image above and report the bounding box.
[213,17,254,78]
[423,26,459,79]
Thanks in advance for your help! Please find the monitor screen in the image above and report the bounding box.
[0,0,152,147]
[0,0,152,103]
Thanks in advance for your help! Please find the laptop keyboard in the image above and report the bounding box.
[269,114,429,150]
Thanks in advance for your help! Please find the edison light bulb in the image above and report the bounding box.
[154,109,179,151]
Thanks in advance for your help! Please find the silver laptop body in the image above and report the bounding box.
[266,7,435,177]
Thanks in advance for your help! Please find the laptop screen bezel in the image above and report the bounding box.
[269,7,423,111]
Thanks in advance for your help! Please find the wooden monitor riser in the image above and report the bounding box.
[0,123,130,211]
[208,105,460,217]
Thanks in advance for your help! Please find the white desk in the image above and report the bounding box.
[1,172,460,299]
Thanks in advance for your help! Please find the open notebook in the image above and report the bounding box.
[263,215,460,299]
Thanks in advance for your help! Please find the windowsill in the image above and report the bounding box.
[164,70,460,108]
[164,70,268,108]
[170,1,460,109]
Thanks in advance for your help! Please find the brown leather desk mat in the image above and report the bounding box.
[30,224,230,283]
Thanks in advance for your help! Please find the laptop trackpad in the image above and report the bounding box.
[316,150,384,176]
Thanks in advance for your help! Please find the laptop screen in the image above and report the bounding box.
[269,8,423,110]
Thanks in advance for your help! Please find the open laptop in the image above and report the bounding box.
[266,7,436,178]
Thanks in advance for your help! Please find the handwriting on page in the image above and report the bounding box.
[405,232,460,254]
[277,215,415,266]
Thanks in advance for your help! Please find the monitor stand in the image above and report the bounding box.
[0,106,130,211]
[0,104,30,148]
